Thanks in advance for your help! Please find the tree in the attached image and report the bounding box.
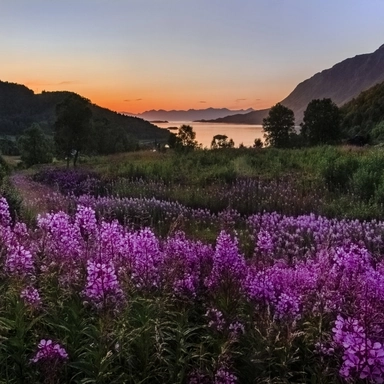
[54,94,93,167]
[253,138,263,149]
[371,121,384,144]
[18,123,53,167]
[262,103,295,148]
[300,98,341,146]
[211,134,235,149]
[175,125,198,151]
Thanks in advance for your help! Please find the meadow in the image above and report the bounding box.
[2,146,384,383]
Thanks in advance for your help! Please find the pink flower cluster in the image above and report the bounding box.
[333,315,384,382]
[31,339,68,363]
[84,260,124,309]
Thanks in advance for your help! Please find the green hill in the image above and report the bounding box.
[0,81,169,143]
[341,81,384,136]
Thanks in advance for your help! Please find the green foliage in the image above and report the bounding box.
[371,121,384,144]
[54,94,93,167]
[17,124,53,167]
[319,153,358,192]
[263,103,295,148]
[253,138,263,148]
[174,125,199,151]
[0,138,19,156]
[341,81,384,136]
[92,118,138,155]
[301,98,341,146]
[211,135,235,149]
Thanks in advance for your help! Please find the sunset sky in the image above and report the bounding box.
[1,0,384,114]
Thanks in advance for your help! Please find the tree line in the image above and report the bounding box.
[11,94,147,167]
[262,98,342,149]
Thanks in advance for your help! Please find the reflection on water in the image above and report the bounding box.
[155,121,264,149]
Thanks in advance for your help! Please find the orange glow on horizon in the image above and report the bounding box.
[18,78,284,115]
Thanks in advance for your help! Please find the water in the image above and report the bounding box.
[154,121,264,149]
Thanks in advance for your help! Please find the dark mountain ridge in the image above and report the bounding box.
[128,107,255,122]
[0,81,169,142]
[210,44,384,124]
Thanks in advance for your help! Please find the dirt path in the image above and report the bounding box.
[10,172,62,215]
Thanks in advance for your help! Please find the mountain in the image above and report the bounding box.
[127,108,255,122]
[0,81,169,142]
[210,44,384,124]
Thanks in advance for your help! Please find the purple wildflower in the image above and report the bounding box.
[0,196,11,227]
[21,286,42,308]
[84,260,124,309]
[31,339,68,363]
[256,230,274,255]
[275,292,301,322]
[214,367,237,384]
[206,308,226,332]
[205,231,245,292]
[6,243,34,277]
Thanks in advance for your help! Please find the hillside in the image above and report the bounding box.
[0,81,169,142]
[211,44,384,124]
[340,80,384,135]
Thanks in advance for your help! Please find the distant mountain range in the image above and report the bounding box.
[0,81,168,142]
[207,44,384,124]
[126,108,255,122]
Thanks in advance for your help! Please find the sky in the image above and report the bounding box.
[1,0,384,114]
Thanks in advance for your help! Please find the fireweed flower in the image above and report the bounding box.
[130,228,162,290]
[31,339,68,363]
[206,308,226,332]
[332,315,384,382]
[256,230,274,255]
[84,260,124,309]
[0,196,11,227]
[274,292,301,322]
[205,231,246,292]
[6,242,34,277]
[37,211,81,262]
[21,286,41,308]
[75,205,98,240]
[214,367,237,384]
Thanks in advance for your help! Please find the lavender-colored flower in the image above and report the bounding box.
[206,308,226,332]
[333,315,384,382]
[21,286,41,307]
[6,243,34,277]
[173,274,197,299]
[214,367,237,384]
[130,228,161,290]
[274,292,301,322]
[84,260,124,309]
[75,205,98,239]
[228,321,245,340]
[31,339,68,363]
[205,231,246,292]
[256,230,274,255]
[0,196,11,227]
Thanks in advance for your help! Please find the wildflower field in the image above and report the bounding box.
[3,147,384,383]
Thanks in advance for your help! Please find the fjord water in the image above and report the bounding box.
[155,121,264,148]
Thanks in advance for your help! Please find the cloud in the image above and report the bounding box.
[235,98,247,102]
[124,98,143,102]
[58,81,79,85]
[199,100,207,103]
